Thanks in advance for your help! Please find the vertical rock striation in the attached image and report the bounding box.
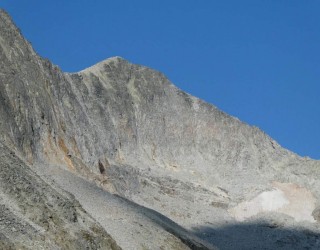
[1,8,320,249]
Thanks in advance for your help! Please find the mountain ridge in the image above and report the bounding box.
[1,8,320,249]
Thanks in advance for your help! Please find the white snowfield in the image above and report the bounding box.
[229,182,316,222]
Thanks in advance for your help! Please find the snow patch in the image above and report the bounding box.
[229,182,316,223]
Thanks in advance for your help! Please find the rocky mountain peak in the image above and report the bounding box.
[78,56,125,73]
[1,10,320,249]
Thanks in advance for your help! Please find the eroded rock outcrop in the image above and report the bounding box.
[1,8,320,249]
[0,142,121,249]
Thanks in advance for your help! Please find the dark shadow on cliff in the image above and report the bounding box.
[192,222,320,250]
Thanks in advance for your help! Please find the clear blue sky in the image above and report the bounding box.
[2,1,319,159]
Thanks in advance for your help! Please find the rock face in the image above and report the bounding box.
[0,9,320,249]
[0,143,121,249]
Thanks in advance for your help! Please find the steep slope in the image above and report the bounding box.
[0,10,215,250]
[69,54,320,235]
[0,142,121,249]
[1,8,320,249]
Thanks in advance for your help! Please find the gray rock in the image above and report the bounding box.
[0,141,121,249]
[0,8,320,249]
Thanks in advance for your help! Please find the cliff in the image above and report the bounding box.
[1,9,319,249]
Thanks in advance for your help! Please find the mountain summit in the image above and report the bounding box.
[0,9,319,249]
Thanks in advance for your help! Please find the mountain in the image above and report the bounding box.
[0,9,319,249]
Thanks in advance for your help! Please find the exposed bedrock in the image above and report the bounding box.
[1,8,320,249]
